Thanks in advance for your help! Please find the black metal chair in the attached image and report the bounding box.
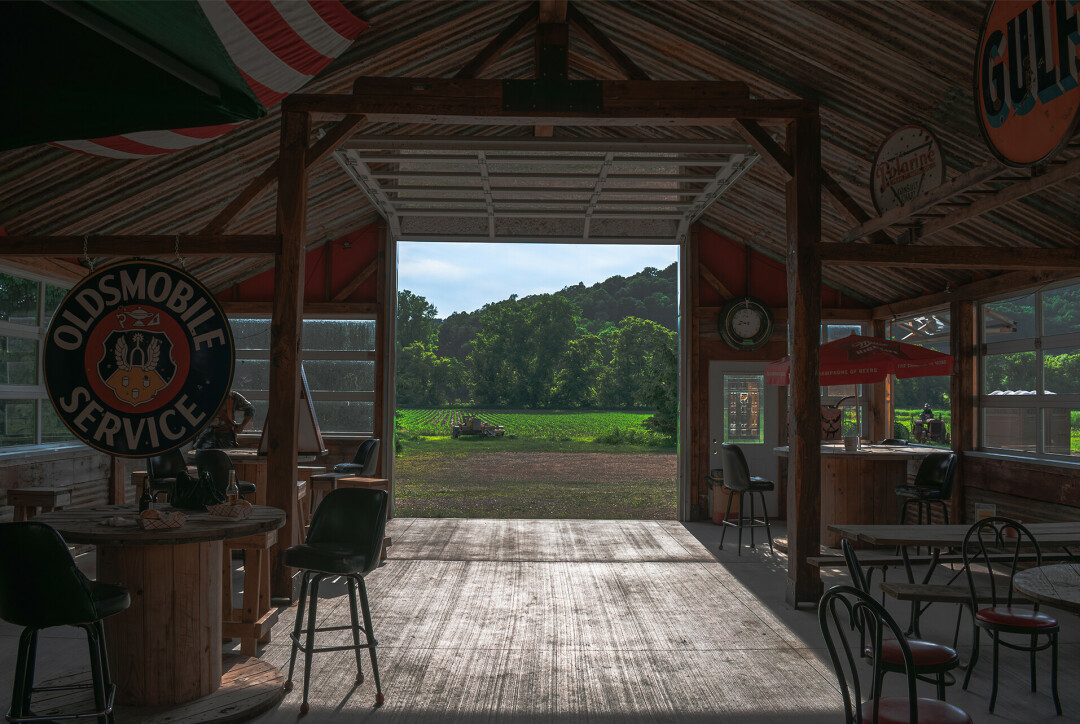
[0,522,130,724]
[895,451,957,525]
[842,540,959,701]
[961,517,1061,715]
[819,585,972,724]
[284,487,389,713]
[717,443,774,555]
[195,448,256,499]
[333,438,380,477]
[145,448,192,502]
[878,438,908,445]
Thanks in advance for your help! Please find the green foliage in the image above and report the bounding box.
[597,317,676,409]
[397,408,669,445]
[396,289,439,348]
[396,342,466,406]
[593,425,670,447]
[639,334,678,438]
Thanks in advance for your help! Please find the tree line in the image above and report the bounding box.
[395,264,678,436]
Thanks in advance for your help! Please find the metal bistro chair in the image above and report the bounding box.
[0,522,130,724]
[333,438,381,477]
[895,451,957,526]
[819,585,972,724]
[961,516,1061,715]
[717,443,774,555]
[285,487,389,713]
[842,540,960,701]
[195,448,257,500]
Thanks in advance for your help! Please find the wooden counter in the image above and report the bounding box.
[775,443,933,547]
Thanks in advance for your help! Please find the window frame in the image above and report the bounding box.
[0,266,72,449]
[978,280,1080,462]
[230,315,378,436]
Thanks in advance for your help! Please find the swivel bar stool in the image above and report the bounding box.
[718,443,775,555]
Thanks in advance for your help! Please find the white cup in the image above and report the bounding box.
[843,435,860,452]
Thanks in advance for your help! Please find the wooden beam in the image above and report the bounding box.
[0,256,86,283]
[734,119,891,242]
[294,80,817,125]
[698,263,734,300]
[950,299,975,522]
[785,114,823,608]
[267,109,310,601]
[534,19,569,138]
[869,318,890,443]
[910,155,1080,243]
[842,160,1009,243]
[201,115,367,235]
[0,235,279,257]
[221,301,378,316]
[109,456,126,505]
[454,1,538,79]
[567,1,649,80]
[871,268,1077,319]
[330,257,378,302]
[816,242,1080,270]
[373,222,388,478]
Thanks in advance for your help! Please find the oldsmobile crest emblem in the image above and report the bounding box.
[44,259,234,458]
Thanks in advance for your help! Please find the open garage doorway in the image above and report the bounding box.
[391,240,679,520]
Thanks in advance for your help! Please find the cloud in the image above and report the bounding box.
[399,242,677,317]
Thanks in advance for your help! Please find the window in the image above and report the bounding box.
[230,318,377,435]
[723,374,763,444]
[979,282,1080,460]
[0,269,72,448]
[890,310,951,447]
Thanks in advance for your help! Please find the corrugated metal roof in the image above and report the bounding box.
[1,0,1076,305]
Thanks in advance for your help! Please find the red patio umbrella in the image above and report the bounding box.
[765,334,953,386]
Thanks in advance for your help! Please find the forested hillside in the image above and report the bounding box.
[395,264,678,434]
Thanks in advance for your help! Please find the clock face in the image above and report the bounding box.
[719,297,773,351]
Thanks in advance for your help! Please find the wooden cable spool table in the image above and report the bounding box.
[33,504,285,711]
[1013,563,1080,615]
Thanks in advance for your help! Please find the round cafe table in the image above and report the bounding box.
[33,504,285,709]
[1013,563,1080,614]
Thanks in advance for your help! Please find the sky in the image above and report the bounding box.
[397,242,679,318]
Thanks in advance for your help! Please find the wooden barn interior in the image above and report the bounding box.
[1,1,1078,722]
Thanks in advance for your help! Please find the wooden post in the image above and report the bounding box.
[950,299,975,524]
[785,113,823,607]
[870,318,892,442]
[373,222,388,479]
[688,224,703,520]
[267,109,310,600]
[108,456,125,505]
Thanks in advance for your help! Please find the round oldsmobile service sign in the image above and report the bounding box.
[975,0,1080,166]
[44,259,234,458]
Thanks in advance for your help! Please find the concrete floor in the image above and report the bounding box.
[2,517,1079,723]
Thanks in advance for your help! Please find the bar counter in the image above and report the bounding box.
[774,443,934,547]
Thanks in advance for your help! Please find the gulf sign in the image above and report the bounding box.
[44,260,234,457]
[975,0,1080,166]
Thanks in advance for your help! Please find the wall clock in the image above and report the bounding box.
[718,296,773,351]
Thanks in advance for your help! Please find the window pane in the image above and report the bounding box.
[1043,283,1080,336]
[233,359,270,392]
[0,274,38,325]
[1044,347,1080,395]
[41,403,74,444]
[0,336,37,385]
[983,293,1035,341]
[230,319,272,350]
[723,374,763,444]
[983,407,1037,451]
[43,284,68,328]
[0,399,36,447]
[1045,409,1079,457]
[825,324,861,342]
[313,400,373,434]
[983,351,1037,393]
[304,360,374,394]
[302,320,375,351]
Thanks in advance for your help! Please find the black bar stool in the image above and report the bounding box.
[718,443,775,554]
[0,522,130,724]
[284,487,389,714]
[895,451,956,525]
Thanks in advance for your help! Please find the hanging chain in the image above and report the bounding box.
[82,235,95,272]
[174,234,187,270]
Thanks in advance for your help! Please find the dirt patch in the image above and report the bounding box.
[395,451,677,519]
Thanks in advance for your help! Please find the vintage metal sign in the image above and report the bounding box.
[44,259,234,457]
[871,125,945,213]
[975,0,1080,166]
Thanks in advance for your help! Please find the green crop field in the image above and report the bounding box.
[397,408,656,441]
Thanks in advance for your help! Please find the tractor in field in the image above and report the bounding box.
[451,414,505,438]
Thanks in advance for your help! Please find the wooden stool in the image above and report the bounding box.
[7,486,73,522]
[337,477,392,561]
[222,529,278,656]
